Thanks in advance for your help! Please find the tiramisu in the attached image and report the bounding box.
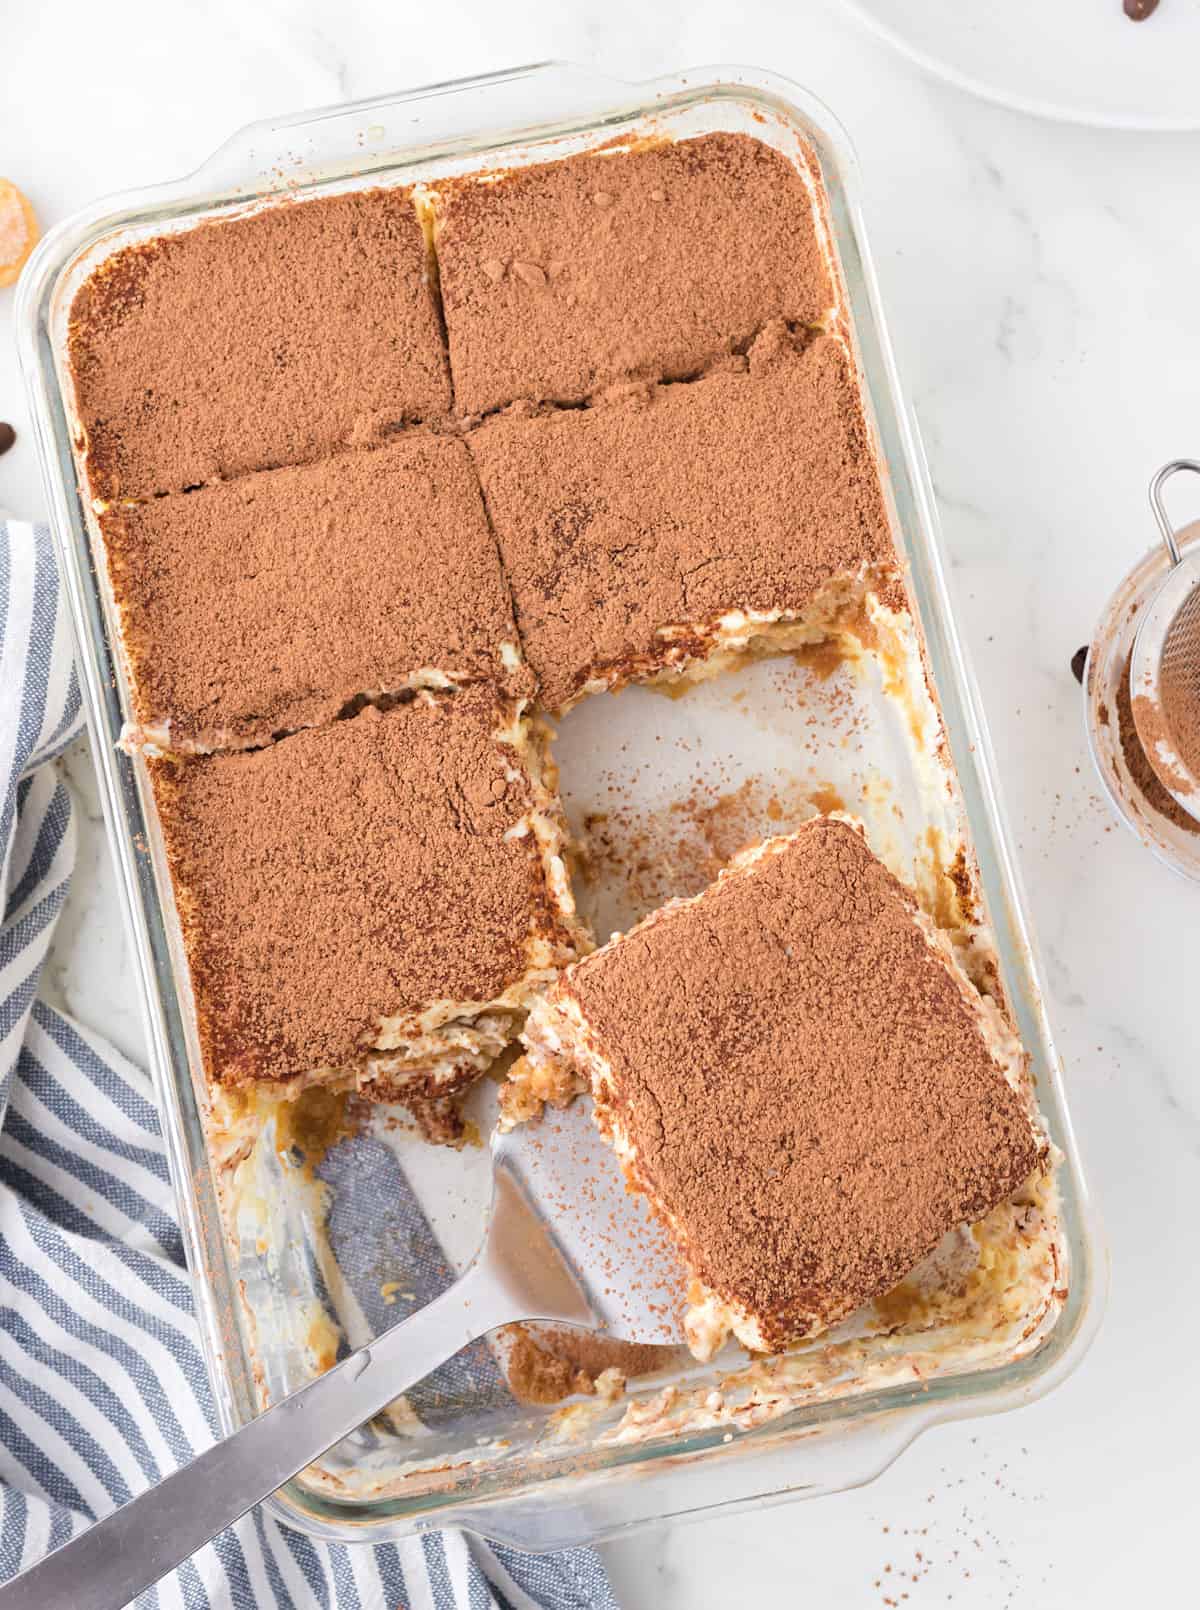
[471,323,897,713]
[68,186,450,500]
[101,433,526,752]
[63,120,1064,1438]
[433,132,838,417]
[519,817,1047,1360]
[150,687,583,1102]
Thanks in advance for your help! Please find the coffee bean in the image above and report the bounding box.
[1070,645,1088,684]
[1124,0,1159,20]
[0,422,15,457]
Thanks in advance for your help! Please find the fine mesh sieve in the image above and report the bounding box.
[1129,460,1200,823]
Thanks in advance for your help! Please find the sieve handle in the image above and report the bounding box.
[1149,459,1200,567]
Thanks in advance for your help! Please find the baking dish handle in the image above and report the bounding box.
[425,1405,941,1555]
[187,61,653,195]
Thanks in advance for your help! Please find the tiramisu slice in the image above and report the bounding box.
[102,434,526,753]
[518,817,1047,1361]
[68,186,450,500]
[471,324,897,714]
[434,132,838,417]
[150,687,584,1106]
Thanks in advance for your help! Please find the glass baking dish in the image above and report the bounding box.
[17,61,1103,1551]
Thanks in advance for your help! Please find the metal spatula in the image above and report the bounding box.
[0,1099,684,1610]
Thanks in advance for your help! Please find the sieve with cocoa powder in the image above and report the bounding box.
[1129,460,1200,825]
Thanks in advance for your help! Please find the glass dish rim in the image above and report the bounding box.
[15,58,1105,1551]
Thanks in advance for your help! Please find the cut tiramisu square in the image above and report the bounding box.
[471,325,898,714]
[102,433,527,753]
[518,817,1047,1360]
[68,186,450,500]
[434,132,838,417]
[150,687,584,1103]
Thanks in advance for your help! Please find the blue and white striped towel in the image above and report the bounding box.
[0,514,619,1610]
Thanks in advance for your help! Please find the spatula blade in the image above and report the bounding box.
[493,1096,686,1346]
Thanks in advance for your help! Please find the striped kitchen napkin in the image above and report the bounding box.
[0,514,619,1610]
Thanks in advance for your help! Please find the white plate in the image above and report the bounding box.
[836,0,1200,130]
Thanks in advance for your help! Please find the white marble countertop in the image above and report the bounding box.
[2,3,1197,1604]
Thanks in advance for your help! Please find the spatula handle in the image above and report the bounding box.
[0,1261,518,1610]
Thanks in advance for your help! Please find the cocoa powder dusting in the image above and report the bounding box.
[1157,630,1200,785]
[561,819,1045,1347]
[69,187,450,499]
[1116,650,1200,834]
[471,325,896,713]
[503,1324,669,1405]
[435,132,836,416]
[103,433,523,748]
[151,690,572,1083]
[580,776,833,929]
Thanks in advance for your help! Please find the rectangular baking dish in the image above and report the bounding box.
[17,61,1103,1551]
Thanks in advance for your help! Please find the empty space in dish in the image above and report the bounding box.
[18,64,1098,1545]
[217,628,1065,1510]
